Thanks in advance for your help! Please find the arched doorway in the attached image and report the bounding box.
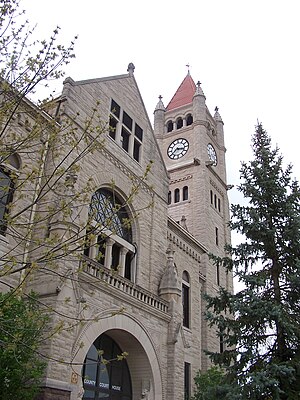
[82,333,132,399]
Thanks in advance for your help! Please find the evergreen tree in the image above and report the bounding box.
[203,123,300,399]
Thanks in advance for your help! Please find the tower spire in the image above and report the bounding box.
[186,63,191,75]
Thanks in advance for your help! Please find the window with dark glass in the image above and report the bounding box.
[214,194,217,208]
[216,263,220,286]
[174,188,180,203]
[210,189,213,204]
[168,191,171,205]
[0,168,14,235]
[109,115,117,139]
[121,127,130,152]
[220,332,224,353]
[215,227,219,246]
[176,118,183,129]
[135,123,143,141]
[89,189,131,241]
[133,139,141,162]
[184,362,191,400]
[109,99,143,163]
[182,271,190,328]
[183,186,188,201]
[186,114,193,126]
[85,189,135,281]
[111,99,120,118]
[122,111,133,131]
[82,333,132,400]
[167,120,173,133]
[218,198,221,212]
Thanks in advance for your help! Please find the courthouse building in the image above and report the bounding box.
[0,64,233,400]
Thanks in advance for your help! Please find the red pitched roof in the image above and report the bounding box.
[166,74,196,111]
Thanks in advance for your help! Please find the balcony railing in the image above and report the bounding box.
[81,256,169,314]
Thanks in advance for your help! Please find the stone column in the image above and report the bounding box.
[104,238,114,269]
[119,247,129,277]
[89,235,98,260]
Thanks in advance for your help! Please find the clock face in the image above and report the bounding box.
[167,138,189,160]
[207,143,217,166]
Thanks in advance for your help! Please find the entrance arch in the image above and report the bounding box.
[71,313,163,400]
[83,333,132,399]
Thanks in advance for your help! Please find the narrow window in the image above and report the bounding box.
[215,227,219,246]
[109,115,118,140]
[121,128,130,152]
[134,123,143,141]
[111,99,120,118]
[133,139,141,162]
[125,252,132,280]
[167,120,173,132]
[122,111,133,130]
[220,333,224,353]
[186,114,193,126]
[184,362,191,400]
[214,194,217,208]
[216,263,220,286]
[174,188,180,203]
[218,198,221,212]
[176,118,183,129]
[168,191,171,205]
[183,186,188,201]
[0,168,14,235]
[182,271,190,328]
[210,190,213,204]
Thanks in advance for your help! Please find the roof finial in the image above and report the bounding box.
[154,95,165,112]
[193,80,205,99]
[127,62,135,76]
[214,106,223,123]
[186,63,191,75]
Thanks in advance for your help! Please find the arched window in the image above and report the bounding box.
[182,271,190,328]
[0,153,20,235]
[82,333,132,399]
[174,188,180,203]
[183,186,188,201]
[85,189,136,281]
[186,114,193,126]
[168,191,171,205]
[0,168,14,235]
[176,118,183,130]
[167,120,173,133]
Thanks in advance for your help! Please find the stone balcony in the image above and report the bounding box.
[81,256,169,315]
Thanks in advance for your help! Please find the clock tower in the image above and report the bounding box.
[154,71,232,291]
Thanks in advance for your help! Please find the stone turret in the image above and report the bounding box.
[153,95,166,137]
[193,81,206,122]
[159,245,181,302]
[214,106,225,147]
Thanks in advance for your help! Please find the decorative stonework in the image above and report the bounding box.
[170,174,192,185]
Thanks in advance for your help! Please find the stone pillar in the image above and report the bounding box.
[119,247,128,276]
[104,238,114,269]
[89,235,98,260]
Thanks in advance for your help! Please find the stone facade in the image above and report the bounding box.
[0,65,232,399]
